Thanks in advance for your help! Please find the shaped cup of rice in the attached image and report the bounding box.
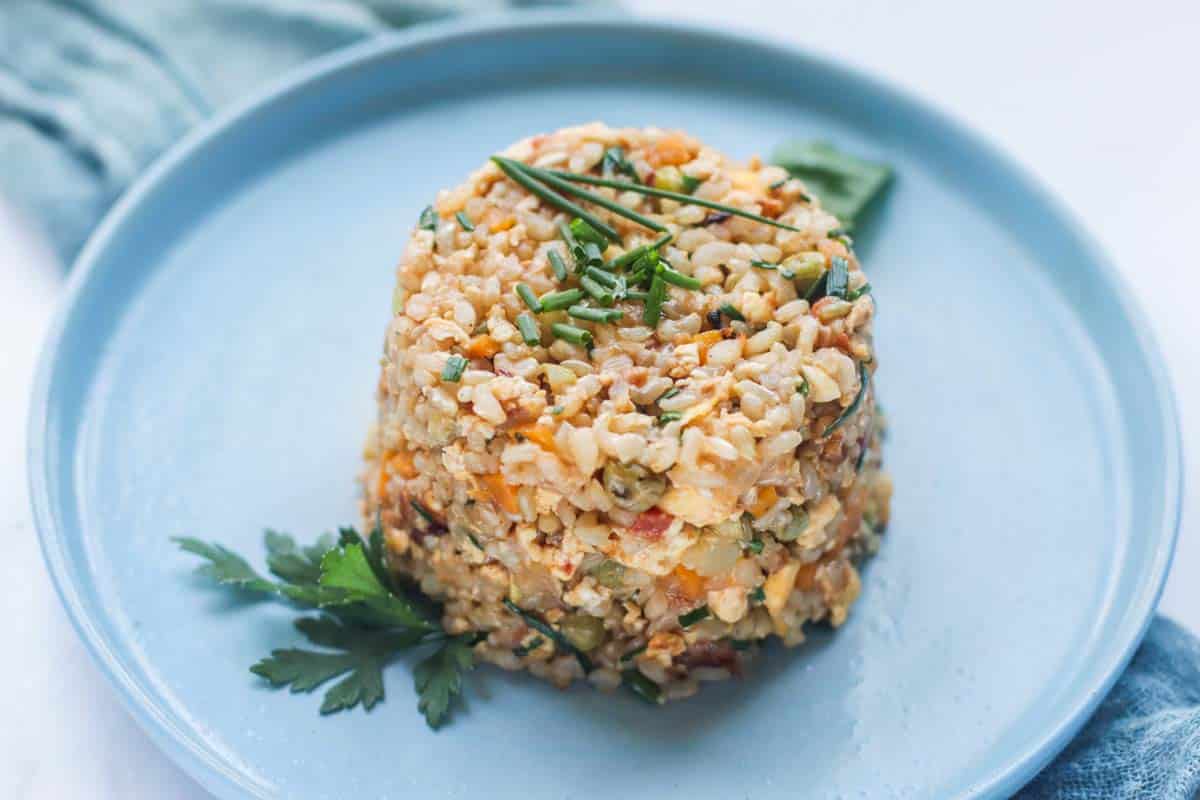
[363,124,890,703]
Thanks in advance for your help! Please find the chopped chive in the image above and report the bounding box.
[503,598,592,672]
[750,259,778,270]
[660,266,701,291]
[678,605,710,628]
[660,386,681,401]
[582,241,605,270]
[551,323,593,347]
[568,305,623,323]
[749,587,766,604]
[516,313,541,346]
[719,303,745,322]
[513,635,545,657]
[625,290,649,301]
[491,157,620,242]
[580,275,615,306]
[768,177,788,190]
[680,175,703,194]
[418,205,438,231]
[550,405,564,415]
[608,233,673,271]
[548,249,569,281]
[643,274,666,326]
[410,500,436,524]
[465,530,484,551]
[826,256,850,299]
[658,410,683,425]
[455,211,475,231]
[804,269,830,302]
[847,282,872,301]
[623,669,663,705]
[546,168,807,233]
[620,643,648,662]
[517,162,668,233]
[730,639,753,651]
[602,146,638,180]
[828,228,844,239]
[516,283,542,312]
[539,288,585,311]
[584,267,620,288]
[746,538,764,554]
[441,354,467,382]
[569,217,608,247]
[558,220,583,266]
[797,376,810,396]
[823,361,869,437]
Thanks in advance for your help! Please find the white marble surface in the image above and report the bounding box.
[1,2,1196,797]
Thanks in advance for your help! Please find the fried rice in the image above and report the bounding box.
[362,123,891,702]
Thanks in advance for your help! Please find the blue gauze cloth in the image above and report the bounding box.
[2,4,1197,798]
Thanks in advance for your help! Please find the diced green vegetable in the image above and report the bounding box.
[678,605,710,628]
[770,140,892,230]
[516,313,540,346]
[441,354,467,382]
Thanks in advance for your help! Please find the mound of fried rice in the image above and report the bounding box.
[362,123,891,702]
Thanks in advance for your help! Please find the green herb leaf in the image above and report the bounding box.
[623,668,664,704]
[441,354,467,382]
[174,537,277,594]
[680,175,702,194]
[719,303,745,322]
[319,543,437,631]
[822,361,870,437]
[264,530,334,586]
[771,140,892,230]
[503,598,592,672]
[418,205,438,231]
[414,636,476,729]
[678,605,710,628]
[513,636,545,657]
[602,146,638,180]
[749,586,766,604]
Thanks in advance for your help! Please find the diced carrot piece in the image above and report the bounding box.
[650,134,692,167]
[388,449,419,479]
[481,473,520,514]
[466,335,501,359]
[673,565,706,600]
[513,423,556,453]
[692,330,723,363]
[493,215,516,231]
[750,486,778,518]
[795,561,820,592]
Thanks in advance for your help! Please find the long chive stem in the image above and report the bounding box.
[547,169,806,233]
[512,161,669,233]
[492,157,620,242]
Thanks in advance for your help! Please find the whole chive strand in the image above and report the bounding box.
[546,169,806,233]
[548,249,569,281]
[551,323,593,347]
[515,161,669,233]
[539,288,585,312]
[660,266,702,291]
[580,275,615,306]
[568,305,623,323]
[491,157,620,243]
[455,211,475,231]
[441,354,467,382]
[516,283,542,312]
[516,313,541,346]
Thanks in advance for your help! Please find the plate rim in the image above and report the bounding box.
[27,10,1182,799]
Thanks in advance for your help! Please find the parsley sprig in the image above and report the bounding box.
[175,526,474,728]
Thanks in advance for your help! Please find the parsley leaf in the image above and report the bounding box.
[173,537,277,594]
[414,636,476,729]
[251,616,429,713]
[264,529,333,585]
[771,140,892,230]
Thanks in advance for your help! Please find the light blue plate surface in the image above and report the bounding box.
[29,13,1180,800]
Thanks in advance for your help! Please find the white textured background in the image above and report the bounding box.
[1,2,1196,796]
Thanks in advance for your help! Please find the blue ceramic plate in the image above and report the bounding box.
[29,13,1180,800]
